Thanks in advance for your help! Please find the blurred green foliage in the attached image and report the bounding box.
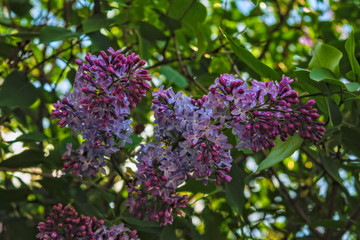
[0,0,360,239]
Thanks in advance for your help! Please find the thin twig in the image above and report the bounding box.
[270,167,326,239]
[173,33,208,94]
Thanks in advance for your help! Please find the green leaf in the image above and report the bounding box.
[154,9,181,31]
[137,22,167,42]
[124,134,143,149]
[0,188,31,203]
[15,132,48,142]
[328,98,342,126]
[225,163,245,214]
[0,42,18,58]
[124,216,160,228]
[209,55,231,74]
[60,136,79,155]
[182,2,207,24]
[203,208,227,240]
[0,150,44,168]
[345,31,360,80]
[341,125,360,157]
[309,43,343,75]
[346,82,360,92]
[178,178,217,194]
[257,134,303,171]
[160,66,188,88]
[88,31,111,53]
[320,155,342,184]
[82,14,116,34]
[40,26,80,44]
[309,67,345,88]
[220,28,280,80]
[160,226,177,240]
[8,0,32,16]
[309,220,346,229]
[0,71,39,108]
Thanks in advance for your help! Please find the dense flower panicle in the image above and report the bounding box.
[51,48,150,177]
[128,74,325,225]
[37,204,139,240]
[36,204,103,240]
[205,74,325,151]
[126,143,189,226]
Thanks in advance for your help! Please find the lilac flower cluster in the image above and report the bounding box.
[36,204,139,240]
[127,74,325,226]
[51,48,151,177]
[205,74,325,152]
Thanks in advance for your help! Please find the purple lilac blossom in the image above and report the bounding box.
[36,204,139,240]
[128,74,325,225]
[36,204,103,240]
[51,48,151,177]
[126,143,189,226]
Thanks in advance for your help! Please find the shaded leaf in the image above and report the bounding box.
[0,188,31,203]
[0,150,44,168]
[220,28,280,80]
[309,43,343,75]
[225,163,245,214]
[257,134,303,171]
[82,14,116,33]
[345,31,360,80]
[178,178,217,194]
[137,22,167,42]
[160,226,177,240]
[15,131,48,142]
[40,26,80,44]
[328,98,342,126]
[0,71,39,108]
[341,125,360,157]
[160,66,188,88]
[309,67,345,88]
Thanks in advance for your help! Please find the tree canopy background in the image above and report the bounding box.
[1,0,360,239]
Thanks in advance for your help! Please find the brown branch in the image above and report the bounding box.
[173,33,208,94]
[258,0,296,60]
[270,167,326,239]
[334,204,360,239]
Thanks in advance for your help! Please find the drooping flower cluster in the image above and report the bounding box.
[36,204,139,240]
[127,74,325,225]
[51,48,151,177]
[205,74,325,151]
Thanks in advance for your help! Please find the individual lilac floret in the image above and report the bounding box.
[36,203,103,240]
[95,223,139,240]
[51,48,150,177]
[126,143,188,226]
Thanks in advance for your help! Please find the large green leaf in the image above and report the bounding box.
[178,178,217,194]
[0,150,44,168]
[257,134,303,171]
[0,188,31,203]
[160,226,177,240]
[82,14,116,34]
[137,22,167,42]
[328,97,342,126]
[8,0,32,16]
[345,31,360,81]
[220,28,280,80]
[225,163,245,214]
[309,67,345,88]
[15,132,48,142]
[308,43,343,75]
[39,26,80,44]
[160,66,188,88]
[0,71,39,108]
[88,31,111,53]
[341,125,360,157]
